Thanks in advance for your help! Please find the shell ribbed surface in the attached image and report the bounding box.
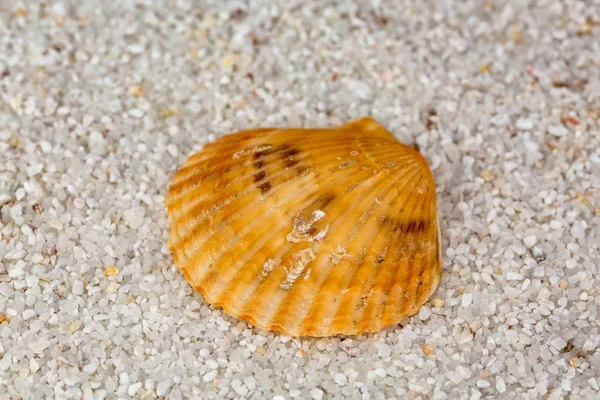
[166,117,442,337]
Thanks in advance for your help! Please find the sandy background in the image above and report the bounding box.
[1,1,600,399]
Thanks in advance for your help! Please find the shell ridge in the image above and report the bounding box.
[285,162,426,335]
[374,181,433,328]
[168,135,395,217]
[304,165,427,335]
[388,175,439,322]
[175,130,402,187]
[174,128,394,185]
[331,166,430,332]
[411,190,439,305]
[170,150,379,255]
[250,163,407,331]
[180,127,279,167]
[179,171,318,285]
[235,166,398,327]
[170,143,424,252]
[216,243,293,315]
[170,143,360,244]
[169,123,404,204]
[197,160,394,314]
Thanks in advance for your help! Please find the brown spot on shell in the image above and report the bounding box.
[253,170,266,182]
[282,147,300,168]
[286,158,299,168]
[318,193,336,209]
[402,220,429,234]
[258,181,272,193]
[253,149,271,159]
[282,148,300,158]
[296,167,310,178]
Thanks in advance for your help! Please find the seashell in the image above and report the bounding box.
[166,117,442,337]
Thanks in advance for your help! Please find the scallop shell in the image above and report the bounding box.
[166,117,442,337]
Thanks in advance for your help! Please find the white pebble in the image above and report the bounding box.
[29,358,40,373]
[419,306,432,320]
[8,265,24,278]
[203,370,217,383]
[15,188,25,200]
[29,340,50,354]
[496,376,506,393]
[378,343,392,358]
[156,380,171,396]
[448,372,463,384]
[167,144,178,157]
[565,259,577,269]
[334,372,347,386]
[21,224,33,236]
[347,79,373,100]
[456,366,472,380]
[123,207,145,229]
[73,197,85,209]
[199,348,210,358]
[25,275,40,288]
[550,337,567,350]
[516,118,534,130]
[550,220,562,230]
[83,364,97,374]
[27,163,44,177]
[506,272,524,281]
[231,379,248,396]
[72,280,85,295]
[22,309,37,320]
[40,140,52,153]
[548,124,568,137]
[310,388,324,400]
[129,108,144,118]
[106,282,120,294]
[83,386,93,400]
[462,293,472,307]
[128,382,142,397]
[477,380,490,388]
[523,235,537,248]
[127,44,145,54]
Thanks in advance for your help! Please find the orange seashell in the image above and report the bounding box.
[166,117,442,337]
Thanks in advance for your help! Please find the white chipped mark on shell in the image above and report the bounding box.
[329,245,350,265]
[260,258,281,278]
[348,199,381,241]
[280,248,316,290]
[344,182,361,193]
[338,159,358,170]
[303,267,311,280]
[232,144,273,159]
[314,225,329,241]
[286,210,329,243]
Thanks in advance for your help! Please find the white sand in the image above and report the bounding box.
[1,1,600,399]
